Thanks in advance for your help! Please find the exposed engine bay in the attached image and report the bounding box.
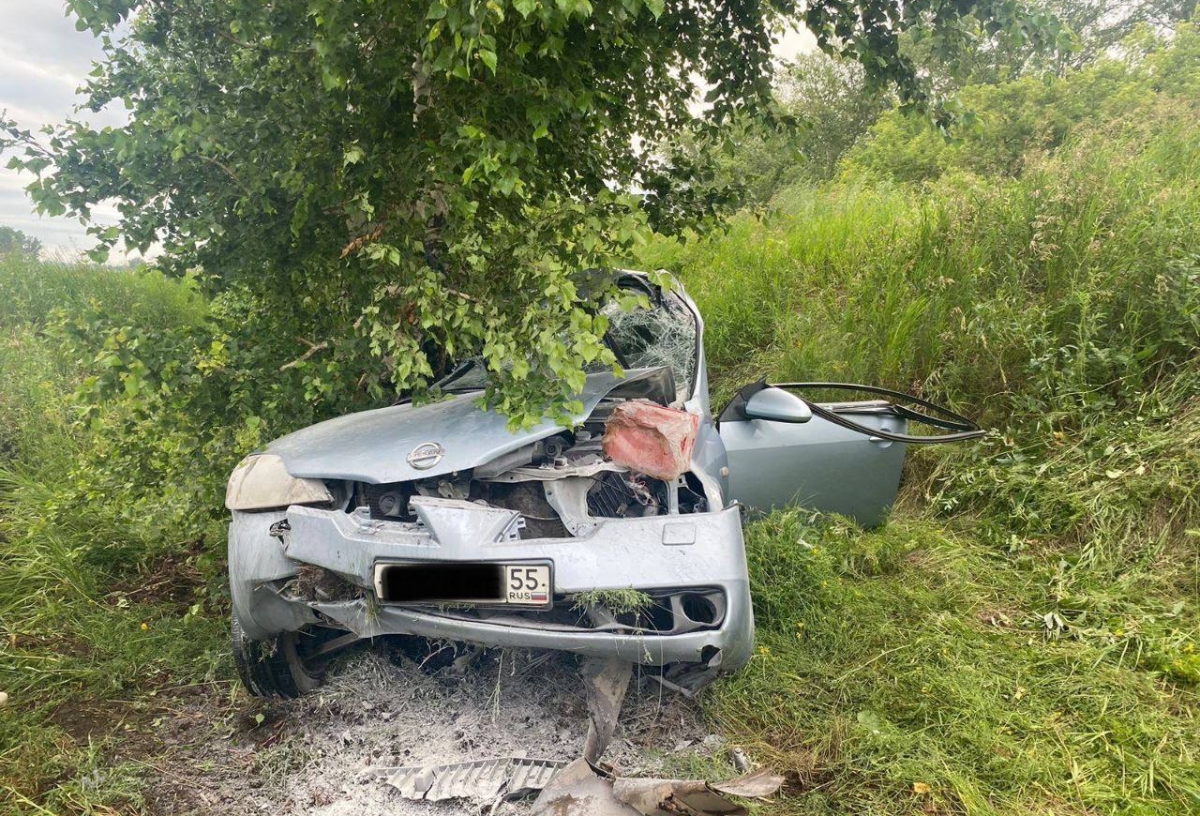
[254,370,731,671]
[344,380,712,541]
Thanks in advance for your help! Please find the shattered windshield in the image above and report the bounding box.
[433,284,699,398]
[602,290,698,398]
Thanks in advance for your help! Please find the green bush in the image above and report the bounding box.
[0,256,234,808]
[842,25,1200,185]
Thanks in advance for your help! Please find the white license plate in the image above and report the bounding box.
[503,564,551,606]
[372,562,552,607]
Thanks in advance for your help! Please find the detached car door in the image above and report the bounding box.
[717,382,908,527]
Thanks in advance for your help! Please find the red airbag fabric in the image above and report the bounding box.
[601,401,699,481]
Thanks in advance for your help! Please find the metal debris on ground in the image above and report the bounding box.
[370,656,784,814]
[374,757,568,802]
[530,759,632,816]
[709,768,789,799]
[530,759,785,816]
[728,747,752,773]
[582,656,633,763]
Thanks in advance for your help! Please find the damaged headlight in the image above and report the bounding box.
[225,454,333,512]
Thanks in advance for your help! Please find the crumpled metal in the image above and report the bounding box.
[582,656,632,764]
[373,756,568,802]
[374,655,784,815]
[531,759,785,816]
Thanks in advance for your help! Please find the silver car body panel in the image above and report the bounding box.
[719,402,907,527]
[229,503,753,668]
[268,367,673,484]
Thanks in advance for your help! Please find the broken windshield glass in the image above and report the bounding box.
[432,283,699,399]
[602,290,698,399]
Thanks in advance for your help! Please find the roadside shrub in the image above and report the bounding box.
[842,24,1200,185]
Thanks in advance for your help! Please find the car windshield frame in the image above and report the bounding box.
[428,275,702,400]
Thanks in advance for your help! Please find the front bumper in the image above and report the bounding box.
[229,503,754,672]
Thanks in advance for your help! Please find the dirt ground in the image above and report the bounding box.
[138,642,735,816]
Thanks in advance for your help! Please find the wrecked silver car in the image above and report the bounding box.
[226,272,980,697]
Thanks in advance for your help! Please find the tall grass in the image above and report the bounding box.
[715,514,1200,814]
[0,256,226,813]
[643,99,1200,416]
[0,254,205,330]
[641,68,1200,815]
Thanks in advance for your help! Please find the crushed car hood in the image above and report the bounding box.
[268,368,673,484]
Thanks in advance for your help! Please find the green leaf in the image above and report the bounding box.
[343,144,365,167]
[33,0,1063,429]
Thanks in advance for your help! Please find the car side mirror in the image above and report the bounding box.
[743,387,812,423]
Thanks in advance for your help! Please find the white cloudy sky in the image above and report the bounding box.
[0,2,814,257]
[0,1,130,255]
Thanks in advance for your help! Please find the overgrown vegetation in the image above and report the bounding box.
[3,0,1059,426]
[572,588,655,617]
[1,22,1198,816]
[0,258,230,812]
[641,26,1200,815]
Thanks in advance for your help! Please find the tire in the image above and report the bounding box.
[231,616,325,698]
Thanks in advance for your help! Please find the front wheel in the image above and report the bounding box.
[231,616,325,698]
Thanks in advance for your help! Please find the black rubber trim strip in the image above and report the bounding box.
[771,382,986,444]
[716,378,771,424]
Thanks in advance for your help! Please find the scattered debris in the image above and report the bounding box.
[531,759,629,816]
[530,760,785,816]
[525,656,784,815]
[728,747,751,773]
[646,673,697,699]
[375,757,568,802]
[367,656,786,816]
[130,647,761,815]
[710,768,788,799]
[582,657,633,764]
[371,657,638,805]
